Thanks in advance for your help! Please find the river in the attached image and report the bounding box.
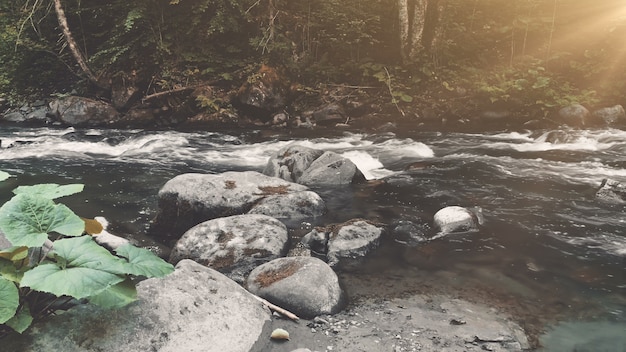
[0,124,624,350]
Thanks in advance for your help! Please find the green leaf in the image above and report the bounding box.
[0,194,85,247]
[20,236,126,299]
[5,304,32,333]
[0,277,19,324]
[400,94,413,103]
[115,244,174,278]
[0,171,10,182]
[0,259,24,283]
[13,184,84,200]
[88,278,137,308]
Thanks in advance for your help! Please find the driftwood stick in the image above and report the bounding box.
[142,85,202,102]
[326,83,379,89]
[251,294,299,322]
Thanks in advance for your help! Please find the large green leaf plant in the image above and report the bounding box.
[0,173,174,337]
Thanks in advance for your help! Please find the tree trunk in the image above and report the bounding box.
[408,0,427,61]
[398,0,429,64]
[53,0,108,90]
[398,0,410,64]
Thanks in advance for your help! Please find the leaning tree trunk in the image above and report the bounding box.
[53,0,108,90]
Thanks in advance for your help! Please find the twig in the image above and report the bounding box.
[384,66,405,117]
[251,294,299,322]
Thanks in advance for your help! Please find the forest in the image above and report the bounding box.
[0,0,624,123]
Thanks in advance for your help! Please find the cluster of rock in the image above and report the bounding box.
[4,144,506,351]
[557,103,626,128]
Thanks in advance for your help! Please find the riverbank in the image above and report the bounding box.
[252,293,530,352]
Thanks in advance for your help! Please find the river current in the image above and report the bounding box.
[0,125,624,350]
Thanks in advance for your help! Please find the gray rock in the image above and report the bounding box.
[557,104,590,127]
[246,256,345,319]
[433,206,480,236]
[169,214,289,283]
[4,260,271,352]
[148,171,308,242]
[248,191,326,219]
[298,151,365,186]
[592,104,626,126]
[312,103,345,125]
[264,144,325,183]
[3,111,26,123]
[49,96,120,126]
[595,178,626,204]
[390,219,430,245]
[302,219,384,268]
[327,220,383,268]
[264,145,365,186]
[25,107,49,122]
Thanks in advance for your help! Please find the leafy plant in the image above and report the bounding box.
[0,175,174,338]
[467,60,598,116]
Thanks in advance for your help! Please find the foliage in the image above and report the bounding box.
[0,176,174,338]
[0,0,624,118]
[467,59,599,115]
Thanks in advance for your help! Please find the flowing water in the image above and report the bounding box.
[0,124,624,350]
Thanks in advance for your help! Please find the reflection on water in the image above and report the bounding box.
[1,125,625,347]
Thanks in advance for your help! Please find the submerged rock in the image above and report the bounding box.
[246,256,345,319]
[169,214,289,283]
[4,260,271,352]
[302,219,384,268]
[595,178,626,204]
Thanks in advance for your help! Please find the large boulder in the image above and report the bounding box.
[246,256,345,319]
[264,145,365,186]
[302,219,384,268]
[169,214,289,283]
[299,151,365,186]
[264,144,325,183]
[592,105,626,126]
[49,96,120,126]
[148,171,311,243]
[4,260,271,352]
[557,104,590,127]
